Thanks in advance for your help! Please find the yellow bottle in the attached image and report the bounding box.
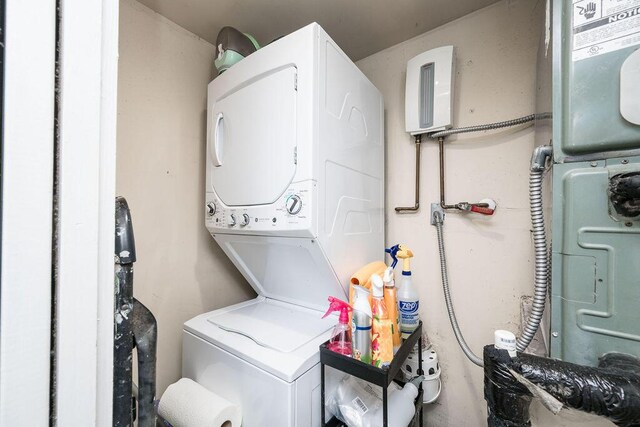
[382,267,401,353]
[370,274,393,368]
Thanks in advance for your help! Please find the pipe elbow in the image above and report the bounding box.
[530,145,553,172]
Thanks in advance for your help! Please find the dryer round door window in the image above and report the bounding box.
[286,195,302,215]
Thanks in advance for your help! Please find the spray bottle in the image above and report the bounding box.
[383,267,401,353]
[397,244,419,339]
[351,285,372,363]
[322,297,353,356]
[371,274,394,367]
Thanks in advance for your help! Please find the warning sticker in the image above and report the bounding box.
[572,0,640,61]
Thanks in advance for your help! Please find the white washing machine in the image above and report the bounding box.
[183,23,384,426]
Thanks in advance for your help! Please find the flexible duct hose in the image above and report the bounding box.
[516,163,549,352]
[429,114,538,139]
[434,210,484,367]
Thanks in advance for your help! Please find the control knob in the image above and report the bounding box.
[240,213,250,227]
[229,213,237,227]
[206,202,216,216]
[285,194,302,215]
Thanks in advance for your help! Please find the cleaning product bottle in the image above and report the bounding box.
[397,245,420,339]
[351,285,372,363]
[369,376,424,427]
[349,261,386,325]
[382,267,401,353]
[371,274,393,367]
[322,297,353,356]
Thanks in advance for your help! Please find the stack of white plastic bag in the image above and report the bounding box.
[327,375,422,427]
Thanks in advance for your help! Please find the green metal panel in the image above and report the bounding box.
[552,0,640,162]
[550,158,640,365]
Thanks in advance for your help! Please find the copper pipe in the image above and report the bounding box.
[438,137,459,210]
[395,134,422,213]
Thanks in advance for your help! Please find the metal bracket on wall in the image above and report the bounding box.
[430,203,445,225]
[395,134,422,213]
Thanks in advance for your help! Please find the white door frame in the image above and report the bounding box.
[1,1,56,425]
[1,0,119,425]
[55,0,119,425]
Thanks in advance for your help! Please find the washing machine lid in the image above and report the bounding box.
[184,297,334,382]
[207,298,330,353]
[212,234,347,312]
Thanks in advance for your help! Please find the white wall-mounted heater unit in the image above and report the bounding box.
[405,45,455,135]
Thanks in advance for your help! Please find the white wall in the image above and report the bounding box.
[116,0,255,396]
[357,1,611,426]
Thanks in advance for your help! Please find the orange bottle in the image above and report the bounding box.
[383,267,401,353]
[370,274,393,368]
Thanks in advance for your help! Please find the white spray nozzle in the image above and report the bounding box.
[353,285,371,306]
[494,330,517,358]
[371,274,384,297]
[383,266,394,284]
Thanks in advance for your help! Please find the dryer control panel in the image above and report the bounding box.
[205,180,315,235]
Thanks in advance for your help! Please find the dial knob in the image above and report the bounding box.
[240,213,250,226]
[285,195,302,215]
[206,202,216,216]
[229,213,237,227]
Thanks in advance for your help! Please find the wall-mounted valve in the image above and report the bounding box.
[457,199,496,215]
[436,136,498,215]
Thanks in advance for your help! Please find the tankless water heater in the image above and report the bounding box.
[405,45,455,135]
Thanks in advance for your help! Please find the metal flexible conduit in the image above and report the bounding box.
[434,211,484,367]
[429,114,538,139]
[516,167,549,352]
[428,113,552,363]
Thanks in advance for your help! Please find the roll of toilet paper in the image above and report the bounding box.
[158,378,242,427]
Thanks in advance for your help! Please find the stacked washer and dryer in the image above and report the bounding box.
[182,23,384,426]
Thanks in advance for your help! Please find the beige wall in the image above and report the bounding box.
[116,0,615,424]
[116,0,255,396]
[357,1,610,426]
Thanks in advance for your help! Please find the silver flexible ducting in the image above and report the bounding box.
[429,114,537,139]
[516,145,552,352]
[434,210,484,367]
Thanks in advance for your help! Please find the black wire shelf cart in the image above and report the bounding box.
[320,321,424,427]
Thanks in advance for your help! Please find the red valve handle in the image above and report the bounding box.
[470,205,495,215]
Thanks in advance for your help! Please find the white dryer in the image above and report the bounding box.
[183,23,384,426]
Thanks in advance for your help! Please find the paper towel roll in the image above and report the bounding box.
[158,378,242,427]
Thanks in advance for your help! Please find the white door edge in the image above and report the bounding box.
[55,0,118,425]
[0,0,56,425]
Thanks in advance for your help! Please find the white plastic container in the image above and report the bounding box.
[422,368,441,404]
[369,376,422,427]
[494,329,517,358]
[421,349,442,404]
[402,347,442,404]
